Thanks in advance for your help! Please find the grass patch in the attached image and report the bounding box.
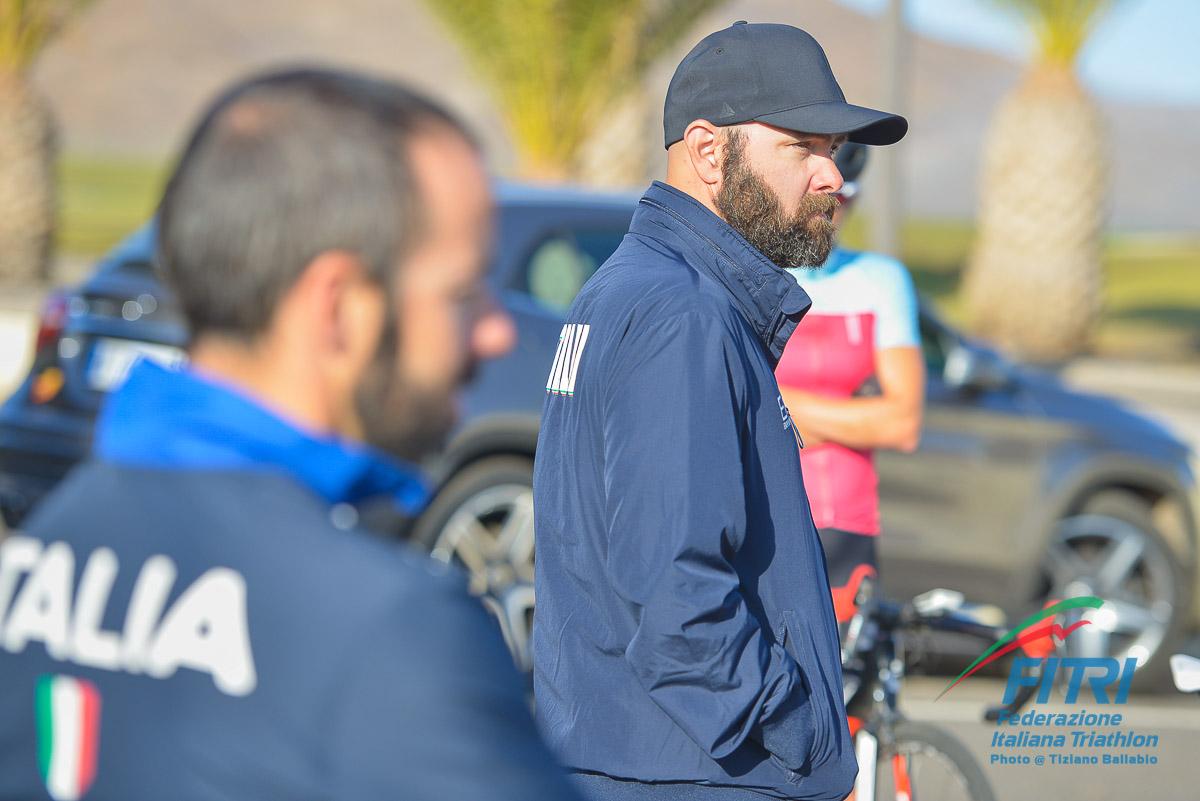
[1096,236,1200,359]
[57,155,167,257]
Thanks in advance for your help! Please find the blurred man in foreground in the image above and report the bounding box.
[534,21,906,801]
[0,68,581,800]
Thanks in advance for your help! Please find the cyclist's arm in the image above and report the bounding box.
[781,345,924,452]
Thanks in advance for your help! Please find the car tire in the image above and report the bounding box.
[410,455,536,672]
[1039,489,1193,691]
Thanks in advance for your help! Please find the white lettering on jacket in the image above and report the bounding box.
[0,536,257,697]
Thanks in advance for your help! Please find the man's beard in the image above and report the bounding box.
[354,312,474,464]
[714,133,838,269]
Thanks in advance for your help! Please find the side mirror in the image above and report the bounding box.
[943,343,1012,393]
[1171,653,1200,694]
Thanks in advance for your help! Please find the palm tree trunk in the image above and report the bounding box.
[0,71,56,284]
[963,67,1106,363]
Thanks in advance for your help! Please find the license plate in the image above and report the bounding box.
[87,338,187,391]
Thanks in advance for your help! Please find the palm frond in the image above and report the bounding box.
[425,0,723,177]
[998,0,1115,66]
[0,0,94,73]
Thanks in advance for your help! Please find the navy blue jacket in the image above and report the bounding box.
[0,361,580,801]
[533,182,856,800]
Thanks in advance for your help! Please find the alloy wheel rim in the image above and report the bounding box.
[430,483,536,669]
[1042,513,1174,668]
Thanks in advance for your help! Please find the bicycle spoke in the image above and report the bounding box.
[877,731,988,801]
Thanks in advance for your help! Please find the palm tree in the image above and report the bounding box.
[0,1,93,284]
[423,0,722,181]
[962,0,1115,363]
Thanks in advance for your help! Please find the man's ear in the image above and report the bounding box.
[683,120,722,186]
[288,250,384,360]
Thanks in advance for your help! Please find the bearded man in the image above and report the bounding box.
[532,22,906,801]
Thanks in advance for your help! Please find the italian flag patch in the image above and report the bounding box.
[35,675,101,801]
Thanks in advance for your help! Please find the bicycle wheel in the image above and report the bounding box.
[872,720,996,801]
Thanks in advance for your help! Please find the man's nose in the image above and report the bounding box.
[811,156,844,196]
[471,296,517,362]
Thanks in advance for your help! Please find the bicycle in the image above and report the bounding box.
[838,582,1047,801]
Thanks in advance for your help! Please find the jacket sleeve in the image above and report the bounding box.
[601,310,817,770]
[328,567,583,801]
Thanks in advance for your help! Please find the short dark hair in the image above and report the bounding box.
[156,66,475,340]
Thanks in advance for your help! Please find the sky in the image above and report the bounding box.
[835,0,1200,106]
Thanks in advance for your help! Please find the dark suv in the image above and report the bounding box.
[2,183,1196,685]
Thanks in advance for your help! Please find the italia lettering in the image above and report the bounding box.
[0,536,257,697]
[145,567,256,696]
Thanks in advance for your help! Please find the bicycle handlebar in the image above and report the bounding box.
[916,610,1006,643]
[890,599,1045,719]
[984,680,1040,721]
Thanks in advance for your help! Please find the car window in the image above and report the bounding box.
[920,315,950,378]
[519,229,626,313]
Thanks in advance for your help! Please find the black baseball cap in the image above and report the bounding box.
[664,21,907,148]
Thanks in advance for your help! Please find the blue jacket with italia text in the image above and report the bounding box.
[533,182,857,800]
[0,360,581,801]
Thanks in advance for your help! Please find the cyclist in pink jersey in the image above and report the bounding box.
[776,143,925,623]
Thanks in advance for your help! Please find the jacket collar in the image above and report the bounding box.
[94,360,430,514]
[632,181,812,363]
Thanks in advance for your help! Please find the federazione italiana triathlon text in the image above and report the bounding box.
[989,707,1161,759]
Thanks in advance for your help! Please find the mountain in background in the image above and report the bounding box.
[30,0,1200,230]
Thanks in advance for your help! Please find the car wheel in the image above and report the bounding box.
[1038,490,1193,690]
[411,456,536,673]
